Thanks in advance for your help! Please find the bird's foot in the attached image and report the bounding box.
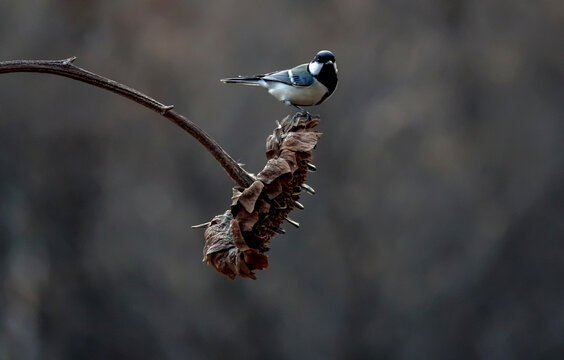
[291,111,312,126]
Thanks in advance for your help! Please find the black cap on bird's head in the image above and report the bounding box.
[313,50,335,64]
[308,50,338,79]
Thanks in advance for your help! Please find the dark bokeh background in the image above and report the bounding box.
[1,1,563,359]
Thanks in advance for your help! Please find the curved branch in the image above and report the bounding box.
[0,57,254,188]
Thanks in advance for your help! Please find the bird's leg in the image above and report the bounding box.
[284,101,311,125]
[291,104,311,119]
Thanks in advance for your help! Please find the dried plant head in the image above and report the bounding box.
[201,115,322,279]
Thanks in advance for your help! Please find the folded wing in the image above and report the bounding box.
[262,64,313,87]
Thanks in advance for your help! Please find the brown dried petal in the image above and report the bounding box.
[231,188,243,207]
[208,248,239,280]
[263,180,283,200]
[202,211,234,261]
[305,118,320,128]
[257,157,292,184]
[243,250,269,270]
[237,181,264,213]
[234,253,255,279]
[202,212,268,280]
[231,219,249,251]
[279,150,298,172]
[256,198,271,213]
[235,209,259,232]
[280,131,322,152]
[265,134,280,159]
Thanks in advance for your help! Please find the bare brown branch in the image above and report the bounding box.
[0,57,254,188]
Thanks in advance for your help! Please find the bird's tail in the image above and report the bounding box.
[220,76,263,86]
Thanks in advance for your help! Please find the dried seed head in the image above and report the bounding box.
[200,115,322,279]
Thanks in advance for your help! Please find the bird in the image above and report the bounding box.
[221,50,338,117]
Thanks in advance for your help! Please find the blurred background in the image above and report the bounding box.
[1,0,563,359]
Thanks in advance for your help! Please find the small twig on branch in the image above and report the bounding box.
[0,57,254,188]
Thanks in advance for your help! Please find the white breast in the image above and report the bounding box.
[264,81,328,106]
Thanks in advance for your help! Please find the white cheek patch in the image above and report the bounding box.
[333,62,338,73]
[308,61,323,75]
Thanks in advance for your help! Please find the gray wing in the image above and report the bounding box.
[262,63,313,87]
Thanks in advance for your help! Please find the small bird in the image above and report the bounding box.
[221,50,338,116]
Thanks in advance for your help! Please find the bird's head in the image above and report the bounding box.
[308,50,337,76]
